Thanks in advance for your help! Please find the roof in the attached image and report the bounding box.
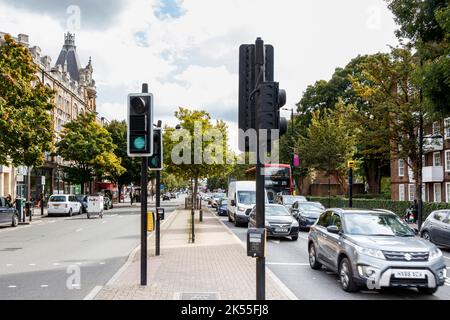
[55,33,82,81]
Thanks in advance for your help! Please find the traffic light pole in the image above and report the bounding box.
[140,83,149,286]
[349,167,353,208]
[255,37,265,301]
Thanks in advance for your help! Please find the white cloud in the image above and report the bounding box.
[0,0,399,152]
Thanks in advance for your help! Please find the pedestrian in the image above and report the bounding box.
[5,194,12,206]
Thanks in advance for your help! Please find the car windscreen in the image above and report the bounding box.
[237,191,256,205]
[213,193,226,198]
[266,206,291,216]
[283,196,306,205]
[49,196,67,202]
[343,213,415,237]
[298,203,323,211]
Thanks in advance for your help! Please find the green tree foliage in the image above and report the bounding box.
[297,101,361,192]
[105,120,141,198]
[386,0,450,113]
[163,107,233,199]
[207,176,228,191]
[56,113,125,193]
[0,34,55,167]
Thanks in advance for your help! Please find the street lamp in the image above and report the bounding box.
[281,107,296,194]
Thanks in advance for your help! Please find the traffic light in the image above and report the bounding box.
[149,128,163,171]
[256,81,287,134]
[238,44,274,152]
[127,93,153,157]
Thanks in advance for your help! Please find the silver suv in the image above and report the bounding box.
[308,208,447,294]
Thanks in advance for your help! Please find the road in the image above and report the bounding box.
[0,197,183,300]
[216,208,450,300]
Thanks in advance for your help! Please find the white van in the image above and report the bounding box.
[227,181,268,227]
[47,194,82,217]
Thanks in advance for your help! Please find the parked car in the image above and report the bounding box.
[248,204,299,241]
[170,192,176,199]
[421,210,450,248]
[275,195,307,208]
[308,208,447,294]
[0,197,19,227]
[290,201,325,230]
[162,193,170,201]
[47,195,82,217]
[217,198,228,216]
[75,195,88,213]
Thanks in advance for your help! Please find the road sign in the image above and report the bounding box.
[160,184,164,191]
[348,160,355,168]
[41,176,46,185]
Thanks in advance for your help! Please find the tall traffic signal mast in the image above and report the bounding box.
[239,38,287,300]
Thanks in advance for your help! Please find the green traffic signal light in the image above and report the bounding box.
[133,136,146,150]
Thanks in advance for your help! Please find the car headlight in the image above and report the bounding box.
[429,247,442,261]
[237,206,246,212]
[355,245,385,260]
[292,220,299,227]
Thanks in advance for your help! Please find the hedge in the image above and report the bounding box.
[307,196,450,220]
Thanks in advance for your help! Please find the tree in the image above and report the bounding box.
[351,47,428,200]
[163,107,233,200]
[386,0,450,114]
[207,176,228,191]
[297,101,361,193]
[56,113,125,194]
[105,120,141,201]
[0,34,55,167]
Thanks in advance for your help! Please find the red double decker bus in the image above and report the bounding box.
[245,164,293,201]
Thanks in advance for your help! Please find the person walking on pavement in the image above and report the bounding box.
[412,199,418,223]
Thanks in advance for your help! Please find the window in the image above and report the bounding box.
[434,183,442,203]
[330,213,342,231]
[433,121,440,135]
[407,158,414,181]
[433,211,448,222]
[408,184,415,202]
[445,118,450,139]
[317,212,332,227]
[446,151,450,172]
[399,184,405,201]
[433,152,441,166]
[398,159,405,177]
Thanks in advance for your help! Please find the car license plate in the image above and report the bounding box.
[393,270,426,279]
[53,204,60,207]
[274,228,288,233]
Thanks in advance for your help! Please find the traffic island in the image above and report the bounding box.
[93,207,294,300]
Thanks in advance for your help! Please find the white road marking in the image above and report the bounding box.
[76,262,82,265]
[83,285,103,300]
[102,221,107,224]
[28,263,36,266]
[52,262,61,266]
[99,262,106,265]
[269,240,280,244]
[75,228,83,232]
[8,285,17,288]
[6,264,13,267]
[266,262,309,266]
[48,220,56,224]
[41,285,48,288]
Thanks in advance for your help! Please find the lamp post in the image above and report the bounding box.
[282,107,295,194]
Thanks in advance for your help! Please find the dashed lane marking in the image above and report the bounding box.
[6,264,13,267]
[75,228,83,232]
[8,285,17,288]
[28,263,36,266]
[99,262,106,265]
[41,285,48,288]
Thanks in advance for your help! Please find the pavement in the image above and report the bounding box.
[0,198,180,300]
[93,205,294,300]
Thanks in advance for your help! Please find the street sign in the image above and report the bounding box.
[348,160,355,168]
[293,154,300,167]
[160,184,164,191]
[41,176,46,185]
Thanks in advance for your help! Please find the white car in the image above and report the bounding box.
[47,194,82,217]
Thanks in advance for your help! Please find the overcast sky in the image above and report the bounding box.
[0,0,399,151]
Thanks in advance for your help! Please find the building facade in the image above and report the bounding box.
[0,32,98,201]
[391,119,450,203]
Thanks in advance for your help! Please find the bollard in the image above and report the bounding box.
[199,209,203,222]
[191,208,195,243]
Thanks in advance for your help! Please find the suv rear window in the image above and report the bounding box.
[49,196,67,202]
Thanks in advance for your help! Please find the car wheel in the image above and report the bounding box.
[291,235,299,241]
[234,214,239,227]
[339,257,358,292]
[422,231,431,242]
[418,287,438,295]
[308,243,322,270]
[11,214,19,227]
[87,213,90,219]
[68,209,73,217]
[78,208,82,215]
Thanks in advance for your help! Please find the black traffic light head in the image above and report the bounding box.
[127,93,153,157]
[238,44,274,152]
[256,82,287,134]
[149,128,163,171]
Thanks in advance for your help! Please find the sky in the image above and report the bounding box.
[0,0,400,152]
